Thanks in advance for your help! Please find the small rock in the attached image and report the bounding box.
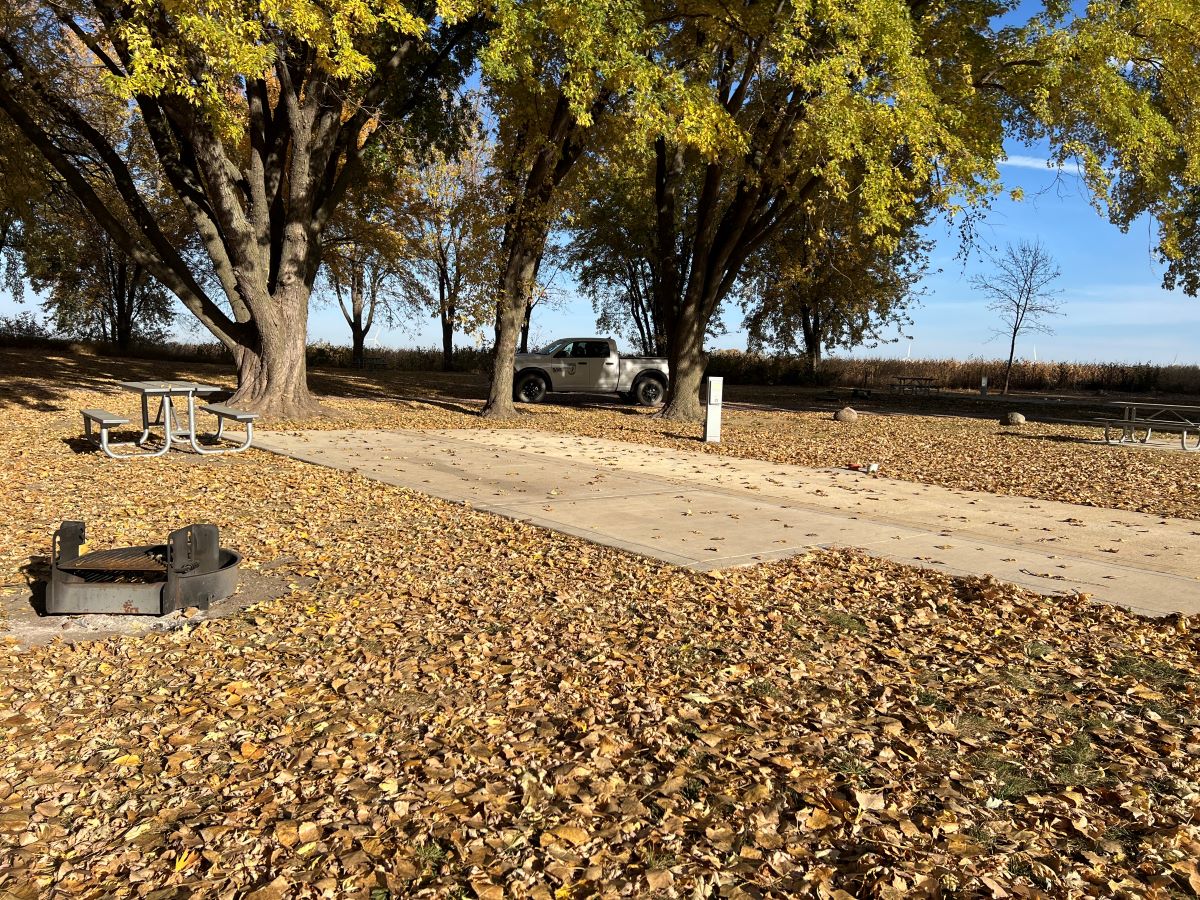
[180,606,200,619]
[834,407,858,423]
[1003,412,1026,426]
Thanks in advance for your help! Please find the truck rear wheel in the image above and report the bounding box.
[514,371,549,403]
[633,376,666,407]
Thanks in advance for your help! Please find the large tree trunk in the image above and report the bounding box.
[482,250,540,419]
[352,270,366,369]
[805,345,821,376]
[115,315,133,354]
[227,289,319,418]
[111,254,134,353]
[660,294,708,421]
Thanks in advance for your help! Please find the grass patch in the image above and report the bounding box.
[1053,732,1105,787]
[1110,655,1191,690]
[1023,640,1053,660]
[745,678,782,700]
[640,845,678,870]
[413,841,447,870]
[818,608,867,635]
[826,750,870,779]
[973,752,1046,800]
[915,689,953,712]
[954,713,1001,738]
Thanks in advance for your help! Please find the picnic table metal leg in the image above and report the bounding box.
[98,424,136,459]
[1118,405,1137,444]
[95,416,171,460]
[137,395,152,445]
[189,400,254,454]
[188,395,224,455]
[146,395,191,440]
[224,418,254,452]
[122,395,172,454]
[140,398,172,457]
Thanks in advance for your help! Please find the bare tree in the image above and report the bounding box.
[972,240,1064,394]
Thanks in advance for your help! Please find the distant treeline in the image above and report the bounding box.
[705,350,1200,395]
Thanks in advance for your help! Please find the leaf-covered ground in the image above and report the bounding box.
[1,349,1198,898]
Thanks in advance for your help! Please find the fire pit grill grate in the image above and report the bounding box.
[60,547,167,576]
[47,521,240,615]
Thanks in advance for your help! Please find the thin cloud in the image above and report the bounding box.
[999,154,1077,175]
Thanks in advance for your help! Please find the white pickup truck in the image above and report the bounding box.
[513,338,670,406]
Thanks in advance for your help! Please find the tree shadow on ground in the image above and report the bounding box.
[0,346,235,413]
[307,366,490,404]
[405,396,484,417]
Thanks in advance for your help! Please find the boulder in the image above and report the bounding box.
[834,407,859,423]
[1003,411,1026,426]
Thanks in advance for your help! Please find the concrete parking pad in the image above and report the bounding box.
[257,428,1200,617]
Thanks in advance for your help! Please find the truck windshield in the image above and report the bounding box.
[535,341,565,355]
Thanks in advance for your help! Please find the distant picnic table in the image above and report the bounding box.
[892,375,937,395]
[1098,400,1200,452]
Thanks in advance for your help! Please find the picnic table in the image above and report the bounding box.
[892,376,937,395]
[1098,400,1200,452]
[81,380,259,459]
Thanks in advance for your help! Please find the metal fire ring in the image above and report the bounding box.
[47,521,241,616]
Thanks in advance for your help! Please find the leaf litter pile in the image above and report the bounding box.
[1,350,1199,898]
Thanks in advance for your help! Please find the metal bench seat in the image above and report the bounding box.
[195,404,260,454]
[201,403,260,423]
[81,409,169,459]
[81,409,128,428]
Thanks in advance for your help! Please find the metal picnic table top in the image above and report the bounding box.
[117,380,222,396]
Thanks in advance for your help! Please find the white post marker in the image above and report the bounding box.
[704,376,723,443]
[980,375,988,397]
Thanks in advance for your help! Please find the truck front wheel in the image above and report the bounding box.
[514,371,549,403]
[633,376,666,407]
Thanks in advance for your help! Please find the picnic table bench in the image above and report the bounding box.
[81,409,131,457]
[196,404,259,454]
